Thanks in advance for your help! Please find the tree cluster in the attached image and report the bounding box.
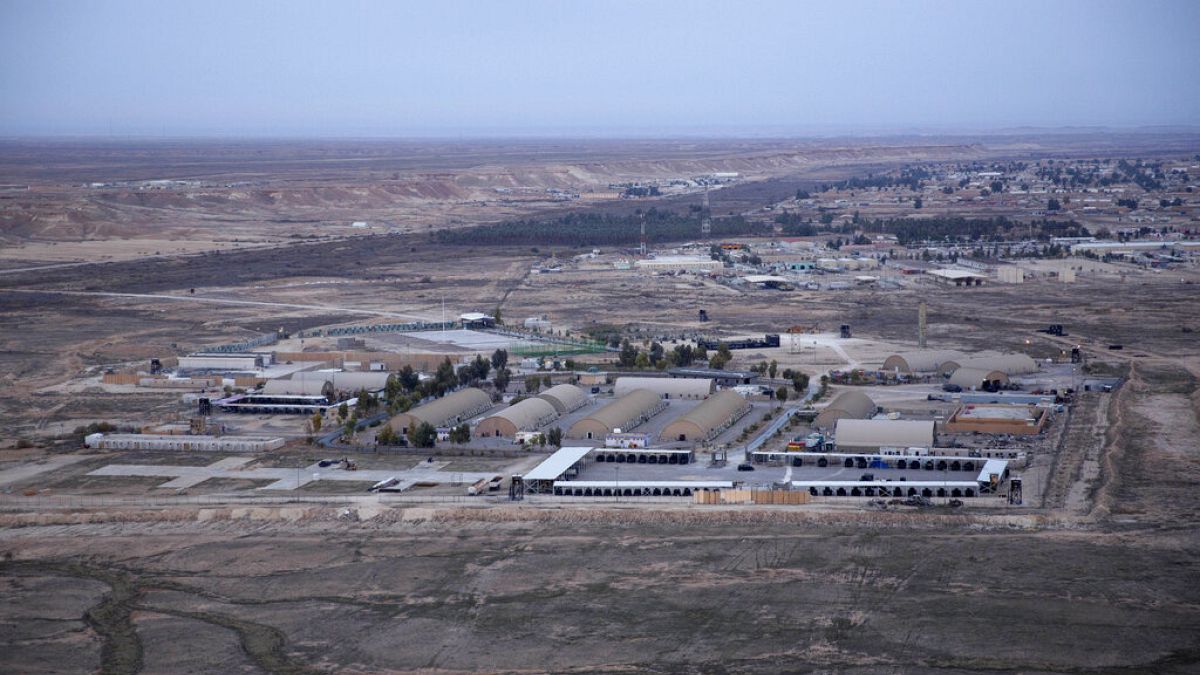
[433,208,769,247]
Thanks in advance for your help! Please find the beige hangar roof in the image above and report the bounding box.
[567,389,666,439]
[835,419,936,449]
[538,384,589,414]
[661,390,750,442]
[947,367,1010,390]
[389,388,493,432]
[614,376,714,399]
[954,354,1038,375]
[881,350,966,374]
[813,391,877,429]
[476,397,559,437]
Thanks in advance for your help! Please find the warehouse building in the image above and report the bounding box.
[389,388,493,435]
[813,391,876,430]
[834,419,936,450]
[660,390,750,443]
[614,376,714,400]
[261,378,335,398]
[83,433,285,452]
[178,353,265,371]
[538,384,589,414]
[567,389,667,440]
[947,367,1010,391]
[634,256,723,272]
[476,397,559,438]
[881,350,966,375]
[929,268,987,286]
[291,370,392,393]
[667,367,758,386]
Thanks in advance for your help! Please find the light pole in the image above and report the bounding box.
[615,465,620,502]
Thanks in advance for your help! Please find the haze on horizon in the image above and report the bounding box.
[1,0,1198,138]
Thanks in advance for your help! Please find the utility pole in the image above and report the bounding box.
[701,188,712,240]
[918,302,927,349]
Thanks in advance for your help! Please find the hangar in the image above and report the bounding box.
[389,388,493,435]
[953,354,1039,376]
[660,390,750,442]
[881,350,966,375]
[813,391,876,430]
[567,389,667,439]
[835,419,936,450]
[538,383,589,414]
[614,376,714,400]
[476,397,559,438]
[947,367,1010,391]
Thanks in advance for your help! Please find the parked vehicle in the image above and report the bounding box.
[736,463,755,472]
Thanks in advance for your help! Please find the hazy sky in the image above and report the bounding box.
[2,0,1198,137]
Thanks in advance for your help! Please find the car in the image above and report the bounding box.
[859,473,875,481]
[942,383,963,392]
[736,463,755,471]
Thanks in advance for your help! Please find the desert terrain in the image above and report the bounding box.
[1,136,1199,673]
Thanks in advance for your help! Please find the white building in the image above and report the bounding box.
[83,433,285,452]
[635,256,723,272]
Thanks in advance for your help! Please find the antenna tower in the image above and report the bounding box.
[639,214,647,256]
[701,188,712,240]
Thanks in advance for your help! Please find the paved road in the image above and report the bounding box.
[0,454,94,488]
[0,288,435,320]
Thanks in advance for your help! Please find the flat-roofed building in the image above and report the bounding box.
[614,376,714,400]
[929,268,987,286]
[835,419,936,450]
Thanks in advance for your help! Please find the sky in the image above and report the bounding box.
[1,0,1199,137]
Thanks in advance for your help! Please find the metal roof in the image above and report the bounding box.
[955,354,1039,375]
[523,447,593,481]
[976,459,1009,483]
[792,480,980,488]
[554,480,734,489]
[929,268,987,280]
[614,376,714,399]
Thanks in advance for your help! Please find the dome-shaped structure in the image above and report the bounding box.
[660,391,750,443]
[538,384,589,414]
[567,389,667,440]
[813,391,876,429]
[476,397,559,438]
[881,350,965,375]
[389,388,492,434]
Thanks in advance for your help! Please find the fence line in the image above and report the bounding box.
[0,493,698,511]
